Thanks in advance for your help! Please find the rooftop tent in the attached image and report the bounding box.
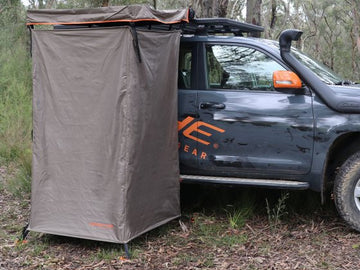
[27,5,190,244]
[26,5,190,25]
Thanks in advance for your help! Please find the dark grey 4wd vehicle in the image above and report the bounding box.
[177,19,360,232]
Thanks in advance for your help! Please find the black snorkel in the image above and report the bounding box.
[279,29,360,113]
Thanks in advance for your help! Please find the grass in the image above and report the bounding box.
[190,214,248,247]
[0,177,4,191]
[226,203,254,229]
[266,191,289,229]
[95,247,124,261]
[172,252,215,268]
[0,7,32,198]
[0,26,32,160]
[5,150,32,198]
[2,180,354,269]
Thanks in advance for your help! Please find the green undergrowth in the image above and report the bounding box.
[191,214,248,247]
[0,8,32,197]
[266,191,289,230]
[180,184,332,229]
[5,149,32,198]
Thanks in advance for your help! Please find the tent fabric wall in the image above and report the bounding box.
[29,26,181,243]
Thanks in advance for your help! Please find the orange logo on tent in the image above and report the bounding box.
[89,222,114,229]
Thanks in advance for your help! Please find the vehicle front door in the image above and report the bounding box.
[194,43,314,178]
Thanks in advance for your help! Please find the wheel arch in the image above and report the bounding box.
[323,132,360,197]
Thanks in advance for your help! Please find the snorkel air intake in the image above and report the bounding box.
[279,29,360,113]
[279,29,303,53]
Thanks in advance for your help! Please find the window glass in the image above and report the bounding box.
[291,47,343,85]
[178,46,192,89]
[206,45,285,91]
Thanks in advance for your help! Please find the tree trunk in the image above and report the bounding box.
[216,0,229,17]
[352,0,360,55]
[269,0,277,29]
[351,0,360,79]
[102,0,109,7]
[191,0,228,17]
[45,0,55,9]
[38,0,44,8]
[246,0,262,37]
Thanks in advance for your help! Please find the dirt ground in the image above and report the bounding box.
[1,169,360,269]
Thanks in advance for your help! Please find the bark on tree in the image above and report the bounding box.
[45,0,55,8]
[269,0,277,29]
[352,0,360,55]
[229,0,245,19]
[191,0,228,17]
[246,0,262,37]
[102,0,109,7]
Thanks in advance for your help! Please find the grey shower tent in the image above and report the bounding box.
[27,5,189,243]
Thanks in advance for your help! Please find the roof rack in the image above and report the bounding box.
[134,18,264,36]
[54,17,264,37]
[182,18,264,36]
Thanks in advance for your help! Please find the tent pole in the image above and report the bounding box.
[124,243,131,259]
[17,223,29,243]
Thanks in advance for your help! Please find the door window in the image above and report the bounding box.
[178,46,192,89]
[206,45,285,91]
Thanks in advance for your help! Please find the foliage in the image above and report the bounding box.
[226,205,253,229]
[6,149,32,198]
[190,213,248,247]
[261,0,360,81]
[21,0,360,81]
[0,1,32,196]
[265,191,289,230]
[225,191,255,229]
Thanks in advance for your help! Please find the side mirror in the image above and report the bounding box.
[273,70,302,89]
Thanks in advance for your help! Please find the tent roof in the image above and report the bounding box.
[26,5,190,26]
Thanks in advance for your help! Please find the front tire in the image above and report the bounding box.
[334,152,360,232]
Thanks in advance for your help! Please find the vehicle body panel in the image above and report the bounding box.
[179,35,360,192]
[196,89,314,177]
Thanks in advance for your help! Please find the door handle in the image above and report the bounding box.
[200,102,226,110]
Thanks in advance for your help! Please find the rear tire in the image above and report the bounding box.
[334,152,360,232]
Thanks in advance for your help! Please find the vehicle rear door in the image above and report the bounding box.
[178,42,200,175]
